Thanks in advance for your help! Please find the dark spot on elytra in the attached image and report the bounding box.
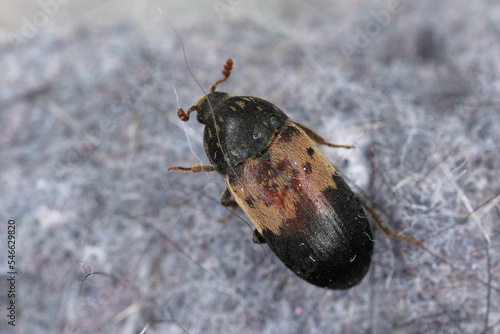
[256,157,278,183]
[277,159,293,171]
[278,125,300,143]
[303,162,312,174]
[263,197,274,207]
[306,147,315,157]
[245,195,256,209]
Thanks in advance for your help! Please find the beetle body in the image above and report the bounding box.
[170,59,373,289]
[225,120,373,288]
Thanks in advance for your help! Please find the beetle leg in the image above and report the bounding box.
[356,194,423,246]
[168,163,216,173]
[251,229,266,244]
[222,184,265,243]
[219,187,239,223]
[295,122,354,149]
[220,187,238,206]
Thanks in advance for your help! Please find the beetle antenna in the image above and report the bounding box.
[161,9,207,98]
[163,14,233,174]
[209,58,233,92]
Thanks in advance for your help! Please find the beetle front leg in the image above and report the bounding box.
[168,163,216,173]
[219,187,239,223]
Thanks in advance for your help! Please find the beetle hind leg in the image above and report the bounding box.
[356,194,423,246]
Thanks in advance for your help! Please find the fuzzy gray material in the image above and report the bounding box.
[1,1,499,333]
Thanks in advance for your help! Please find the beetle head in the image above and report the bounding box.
[194,91,231,124]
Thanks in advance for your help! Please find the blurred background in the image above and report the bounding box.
[1,0,499,333]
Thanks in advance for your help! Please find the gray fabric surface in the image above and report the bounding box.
[1,1,499,333]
